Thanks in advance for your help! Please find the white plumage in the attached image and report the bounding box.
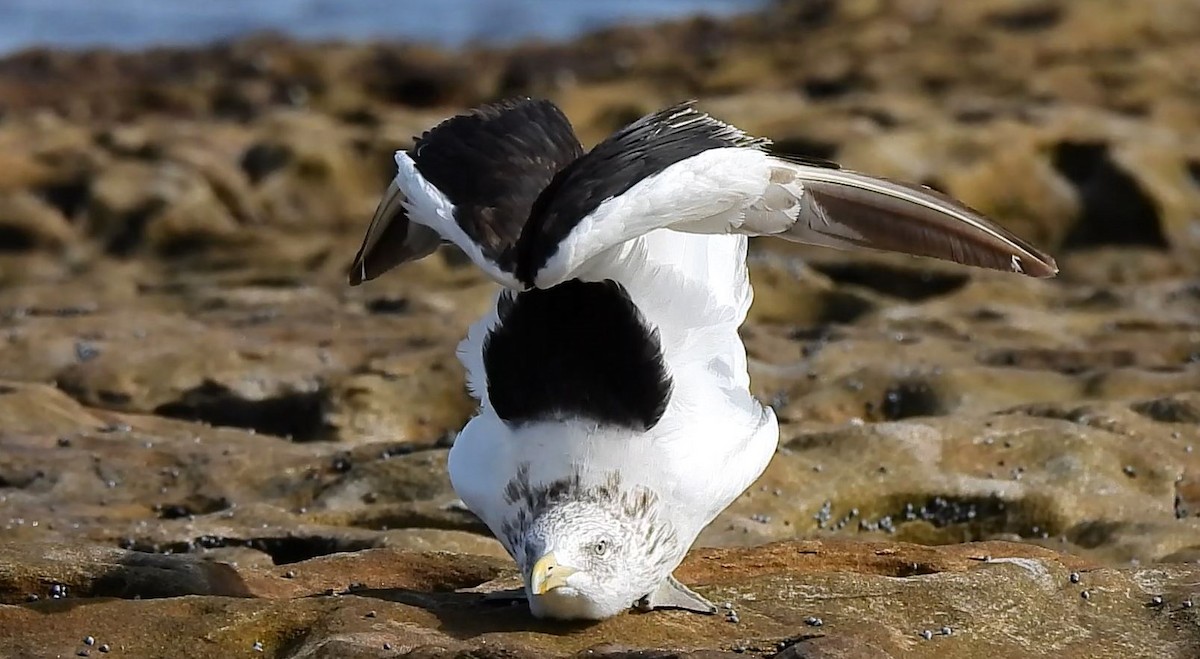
[347,98,1057,620]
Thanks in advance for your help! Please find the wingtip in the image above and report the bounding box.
[791,168,1063,281]
[1035,257,1060,278]
[1010,244,1059,279]
[346,251,371,285]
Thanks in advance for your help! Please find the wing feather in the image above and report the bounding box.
[780,166,1058,277]
[347,98,583,286]
[348,179,443,285]
[350,99,1058,289]
[517,104,1057,287]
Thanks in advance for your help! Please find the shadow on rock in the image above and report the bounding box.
[0,542,254,606]
[354,586,600,637]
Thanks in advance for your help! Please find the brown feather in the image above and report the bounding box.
[347,180,441,285]
[787,168,1058,278]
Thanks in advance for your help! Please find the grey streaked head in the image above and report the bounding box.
[516,499,681,620]
[500,468,682,620]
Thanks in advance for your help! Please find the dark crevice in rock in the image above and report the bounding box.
[153,380,332,441]
[15,304,96,318]
[802,72,868,100]
[888,562,940,578]
[954,107,998,124]
[1052,141,1167,249]
[240,275,306,288]
[780,0,837,28]
[986,4,1063,31]
[344,508,490,535]
[1066,520,1130,550]
[360,53,468,109]
[211,84,262,122]
[36,177,91,219]
[339,108,381,128]
[1000,403,1128,434]
[120,534,377,565]
[154,496,233,520]
[0,226,37,252]
[96,389,133,406]
[787,325,843,343]
[968,307,1007,322]
[881,379,944,420]
[365,296,411,314]
[0,468,45,490]
[788,325,841,361]
[254,536,376,564]
[104,203,160,256]
[771,635,826,657]
[808,262,969,301]
[154,232,226,259]
[887,494,1059,542]
[901,496,1010,528]
[1131,396,1200,424]
[1187,159,1200,188]
[239,142,293,184]
[815,289,877,325]
[979,347,1136,374]
[921,75,951,94]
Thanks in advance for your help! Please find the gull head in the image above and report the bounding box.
[512,496,680,620]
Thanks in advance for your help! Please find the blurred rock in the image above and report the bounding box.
[0,191,75,252]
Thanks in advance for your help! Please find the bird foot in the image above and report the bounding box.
[635,574,717,614]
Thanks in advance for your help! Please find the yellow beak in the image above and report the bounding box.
[529,553,578,595]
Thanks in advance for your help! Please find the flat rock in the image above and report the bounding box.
[0,540,1196,658]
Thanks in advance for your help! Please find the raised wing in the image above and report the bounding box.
[348,179,442,285]
[348,97,584,287]
[514,101,1058,289]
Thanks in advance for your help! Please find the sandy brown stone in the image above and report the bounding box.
[1,540,1197,658]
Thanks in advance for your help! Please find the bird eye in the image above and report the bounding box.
[592,540,609,556]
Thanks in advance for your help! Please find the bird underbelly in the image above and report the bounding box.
[446,410,779,558]
[662,410,779,540]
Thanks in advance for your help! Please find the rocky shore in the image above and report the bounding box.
[1,0,1199,656]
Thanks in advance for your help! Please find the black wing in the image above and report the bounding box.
[348,98,584,285]
[509,101,1056,287]
[514,100,762,285]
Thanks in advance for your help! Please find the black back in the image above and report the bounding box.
[410,98,584,271]
[512,101,768,285]
[482,279,673,431]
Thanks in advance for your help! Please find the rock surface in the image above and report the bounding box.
[1,0,1200,656]
[3,539,1199,658]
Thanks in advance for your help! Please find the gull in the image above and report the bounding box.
[347,98,1057,620]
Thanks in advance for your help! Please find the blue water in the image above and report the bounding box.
[0,0,766,54]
